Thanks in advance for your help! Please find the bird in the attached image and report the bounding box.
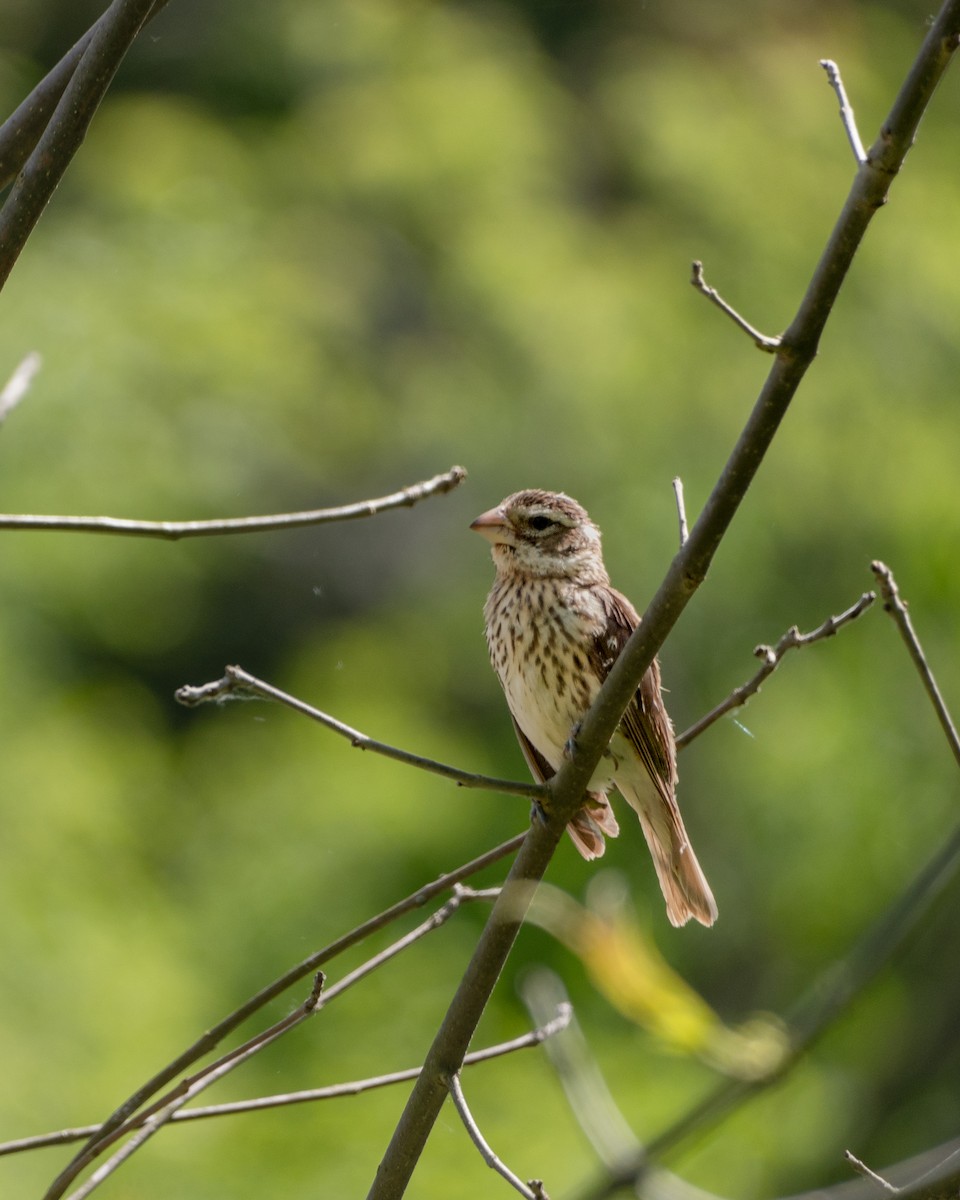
[471,489,717,928]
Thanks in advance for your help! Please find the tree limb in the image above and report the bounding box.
[0,0,159,291]
[0,465,467,539]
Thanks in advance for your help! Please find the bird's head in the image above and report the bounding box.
[470,489,608,584]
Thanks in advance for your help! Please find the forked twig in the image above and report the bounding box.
[0,466,467,540]
[690,261,781,351]
[677,590,876,748]
[177,665,545,801]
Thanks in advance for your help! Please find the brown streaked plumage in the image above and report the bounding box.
[471,489,717,928]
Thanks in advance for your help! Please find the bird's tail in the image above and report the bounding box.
[639,812,717,928]
[618,773,717,927]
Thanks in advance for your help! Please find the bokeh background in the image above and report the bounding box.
[1,1,959,1196]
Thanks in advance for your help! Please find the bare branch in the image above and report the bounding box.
[672,477,689,548]
[821,59,868,165]
[0,0,159,293]
[845,1150,900,1194]
[4,1004,571,1155]
[177,665,545,800]
[0,465,467,540]
[40,835,524,1197]
[0,2,172,190]
[871,561,960,771]
[676,590,876,749]
[447,1072,549,1200]
[0,351,41,423]
[690,261,781,351]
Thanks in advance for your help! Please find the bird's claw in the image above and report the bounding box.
[563,721,583,761]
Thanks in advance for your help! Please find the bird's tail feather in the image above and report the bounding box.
[636,808,717,928]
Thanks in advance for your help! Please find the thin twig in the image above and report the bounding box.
[690,261,781,351]
[821,60,868,165]
[871,561,960,771]
[676,590,876,749]
[3,1004,571,1154]
[40,834,525,1198]
[0,0,158,292]
[0,351,41,422]
[447,1072,549,1200]
[0,465,467,539]
[845,1150,901,1194]
[177,665,545,800]
[672,477,689,548]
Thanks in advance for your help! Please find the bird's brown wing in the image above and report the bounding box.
[510,716,619,860]
[592,586,681,815]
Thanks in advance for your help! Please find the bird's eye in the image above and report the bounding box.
[527,514,555,532]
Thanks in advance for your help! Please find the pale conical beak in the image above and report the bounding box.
[470,505,509,545]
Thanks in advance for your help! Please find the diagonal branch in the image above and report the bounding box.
[176,664,544,800]
[0,465,467,540]
[676,589,876,748]
[871,561,960,771]
[0,0,159,292]
[0,2,172,191]
[365,8,960,1196]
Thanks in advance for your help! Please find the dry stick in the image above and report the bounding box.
[447,1072,549,1200]
[0,0,158,292]
[40,835,524,1200]
[0,1,172,191]
[821,59,869,165]
[845,1150,900,1195]
[871,561,960,771]
[690,261,781,352]
[177,665,544,801]
[367,13,960,1196]
[0,465,468,539]
[676,589,876,749]
[3,1004,570,1155]
[672,477,689,548]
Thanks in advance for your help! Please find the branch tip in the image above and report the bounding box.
[820,58,868,165]
[690,260,781,351]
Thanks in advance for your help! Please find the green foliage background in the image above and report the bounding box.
[1,1,959,1196]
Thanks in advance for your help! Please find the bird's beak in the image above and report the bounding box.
[470,505,509,545]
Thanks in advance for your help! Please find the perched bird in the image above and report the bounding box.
[471,489,717,928]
